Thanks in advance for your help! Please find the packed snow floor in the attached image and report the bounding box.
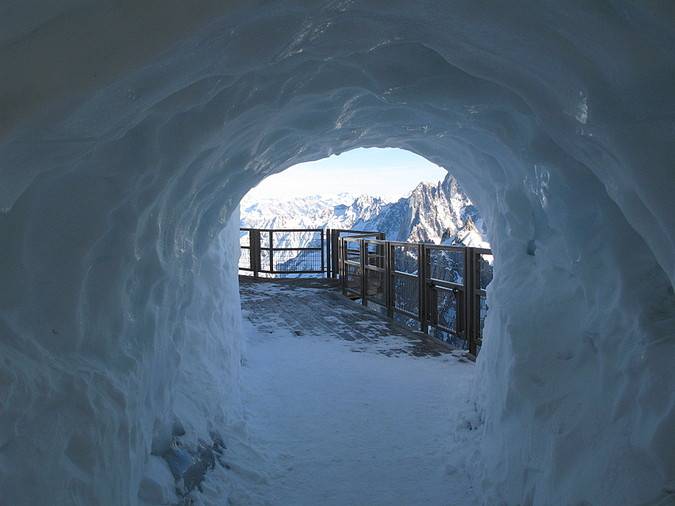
[236,278,483,505]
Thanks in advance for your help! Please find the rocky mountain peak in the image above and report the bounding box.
[240,175,488,249]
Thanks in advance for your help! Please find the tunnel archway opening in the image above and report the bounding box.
[231,148,499,506]
[236,146,492,352]
[1,3,673,505]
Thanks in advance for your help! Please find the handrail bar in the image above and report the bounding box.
[241,227,325,233]
[331,229,384,234]
[242,227,388,234]
[341,233,382,239]
[429,279,464,291]
[259,246,323,251]
[340,236,467,252]
[392,270,419,279]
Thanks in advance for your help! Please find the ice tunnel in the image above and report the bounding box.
[1,1,674,505]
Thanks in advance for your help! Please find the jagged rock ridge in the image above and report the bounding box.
[240,173,489,248]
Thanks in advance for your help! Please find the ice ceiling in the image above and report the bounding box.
[1,1,674,505]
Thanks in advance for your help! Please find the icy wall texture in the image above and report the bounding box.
[1,1,674,504]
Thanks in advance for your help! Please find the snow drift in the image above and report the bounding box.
[0,1,673,504]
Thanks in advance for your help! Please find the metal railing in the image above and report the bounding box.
[338,236,492,356]
[239,228,383,277]
[325,229,385,278]
[239,227,493,356]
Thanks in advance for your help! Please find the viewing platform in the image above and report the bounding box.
[240,277,458,358]
[239,227,493,356]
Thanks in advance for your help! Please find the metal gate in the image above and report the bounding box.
[338,236,492,356]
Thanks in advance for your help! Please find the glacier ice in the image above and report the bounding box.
[0,1,674,505]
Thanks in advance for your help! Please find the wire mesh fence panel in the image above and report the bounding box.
[345,263,362,295]
[345,240,361,255]
[392,312,421,330]
[433,286,460,333]
[366,252,381,268]
[392,244,419,274]
[239,247,252,271]
[272,230,323,249]
[260,249,271,272]
[366,268,386,305]
[393,274,419,316]
[274,249,323,273]
[427,247,464,284]
[342,239,362,266]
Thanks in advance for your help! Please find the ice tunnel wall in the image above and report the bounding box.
[1,1,674,505]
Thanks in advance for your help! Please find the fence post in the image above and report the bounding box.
[429,285,438,326]
[320,229,326,276]
[464,247,477,356]
[325,229,330,278]
[251,229,261,278]
[455,286,463,336]
[329,229,335,278]
[360,239,368,306]
[340,238,347,295]
[418,243,428,334]
[384,242,393,318]
[268,230,274,275]
[331,229,342,278]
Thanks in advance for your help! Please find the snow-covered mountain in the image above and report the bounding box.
[240,173,489,248]
[354,174,488,247]
[240,193,358,230]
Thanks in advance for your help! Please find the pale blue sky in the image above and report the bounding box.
[245,148,447,201]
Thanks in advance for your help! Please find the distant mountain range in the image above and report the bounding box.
[240,173,488,248]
